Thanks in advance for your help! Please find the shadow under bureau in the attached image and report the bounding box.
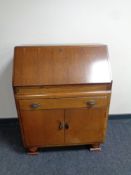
[12,45,112,154]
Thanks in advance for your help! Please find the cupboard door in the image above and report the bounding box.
[65,108,107,144]
[20,109,64,147]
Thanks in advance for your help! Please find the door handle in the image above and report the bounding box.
[65,123,69,130]
[59,122,69,130]
[59,122,64,130]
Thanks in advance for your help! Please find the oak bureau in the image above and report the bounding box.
[12,45,112,154]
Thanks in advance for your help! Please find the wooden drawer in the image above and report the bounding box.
[18,96,107,110]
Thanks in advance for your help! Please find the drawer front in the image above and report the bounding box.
[18,96,107,110]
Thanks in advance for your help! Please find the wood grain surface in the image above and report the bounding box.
[13,45,112,86]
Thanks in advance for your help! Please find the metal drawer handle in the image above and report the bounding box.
[30,103,40,109]
[86,100,96,107]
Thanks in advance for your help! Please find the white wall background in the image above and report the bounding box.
[0,0,131,118]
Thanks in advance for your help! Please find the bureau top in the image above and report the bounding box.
[13,45,112,86]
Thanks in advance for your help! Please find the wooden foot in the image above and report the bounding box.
[27,147,39,155]
[89,144,101,152]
